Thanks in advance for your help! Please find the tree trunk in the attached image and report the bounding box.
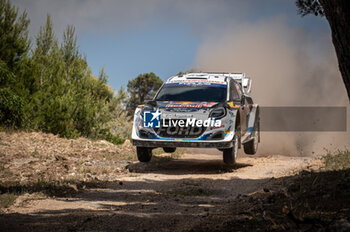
[319,0,350,101]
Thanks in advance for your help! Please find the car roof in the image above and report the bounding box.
[166,72,245,84]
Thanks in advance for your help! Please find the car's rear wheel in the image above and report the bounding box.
[163,147,176,153]
[223,133,239,165]
[136,147,152,162]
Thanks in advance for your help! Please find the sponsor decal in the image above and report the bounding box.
[166,102,202,108]
[143,110,161,128]
[162,113,194,119]
[143,110,222,132]
[165,107,199,112]
[167,80,226,84]
[164,83,226,88]
[227,102,240,108]
[165,102,217,108]
[212,125,225,129]
[162,118,220,128]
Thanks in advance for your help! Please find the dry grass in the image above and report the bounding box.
[0,131,137,211]
[0,194,16,213]
[323,149,350,171]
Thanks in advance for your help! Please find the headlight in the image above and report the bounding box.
[209,107,226,119]
[140,105,154,119]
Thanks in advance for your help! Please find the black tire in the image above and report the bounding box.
[244,120,259,155]
[223,134,239,165]
[136,147,152,162]
[163,147,176,153]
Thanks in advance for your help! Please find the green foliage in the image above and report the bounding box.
[0,0,30,70]
[0,0,30,128]
[106,87,132,143]
[0,60,15,86]
[105,133,125,145]
[24,18,117,139]
[0,1,130,142]
[323,149,350,171]
[126,72,163,115]
[0,87,24,127]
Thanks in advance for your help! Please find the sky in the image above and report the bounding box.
[13,0,330,92]
[12,0,350,153]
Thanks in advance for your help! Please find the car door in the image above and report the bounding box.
[235,82,249,134]
[229,80,247,134]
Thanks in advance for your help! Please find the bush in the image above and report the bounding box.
[0,88,24,127]
[0,1,133,143]
[105,133,125,145]
[323,149,350,171]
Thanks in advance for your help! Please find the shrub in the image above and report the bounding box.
[0,88,24,127]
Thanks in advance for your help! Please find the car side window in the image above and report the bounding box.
[235,83,243,98]
[230,80,240,101]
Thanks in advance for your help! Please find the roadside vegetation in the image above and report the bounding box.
[322,149,350,171]
[0,0,163,145]
[0,131,134,212]
[0,131,185,213]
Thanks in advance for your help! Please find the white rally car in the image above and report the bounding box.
[132,72,260,164]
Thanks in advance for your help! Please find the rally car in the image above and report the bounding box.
[131,72,260,164]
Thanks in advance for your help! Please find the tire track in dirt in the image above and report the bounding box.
[2,150,322,231]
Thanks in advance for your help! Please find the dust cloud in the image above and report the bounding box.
[195,19,349,156]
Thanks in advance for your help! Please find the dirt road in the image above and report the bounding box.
[1,149,321,232]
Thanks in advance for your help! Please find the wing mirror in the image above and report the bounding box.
[145,100,157,107]
[242,77,252,94]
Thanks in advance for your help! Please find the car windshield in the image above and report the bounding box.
[155,85,227,102]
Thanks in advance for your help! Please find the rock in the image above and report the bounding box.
[122,140,132,148]
[54,154,67,161]
[67,183,78,192]
[282,205,290,214]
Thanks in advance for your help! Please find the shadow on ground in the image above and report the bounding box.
[0,177,268,232]
[0,158,261,232]
[1,161,349,231]
[127,155,252,175]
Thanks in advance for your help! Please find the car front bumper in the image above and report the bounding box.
[132,139,233,148]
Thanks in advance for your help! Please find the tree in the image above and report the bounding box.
[126,72,163,115]
[0,0,128,143]
[35,14,54,57]
[0,0,30,71]
[62,25,78,65]
[0,0,30,127]
[27,16,116,138]
[296,0,350,100]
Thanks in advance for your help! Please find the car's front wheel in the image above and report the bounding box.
[223,133,239,165]
[136,147,152,162]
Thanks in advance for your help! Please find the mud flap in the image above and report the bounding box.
[241,104,259,144]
